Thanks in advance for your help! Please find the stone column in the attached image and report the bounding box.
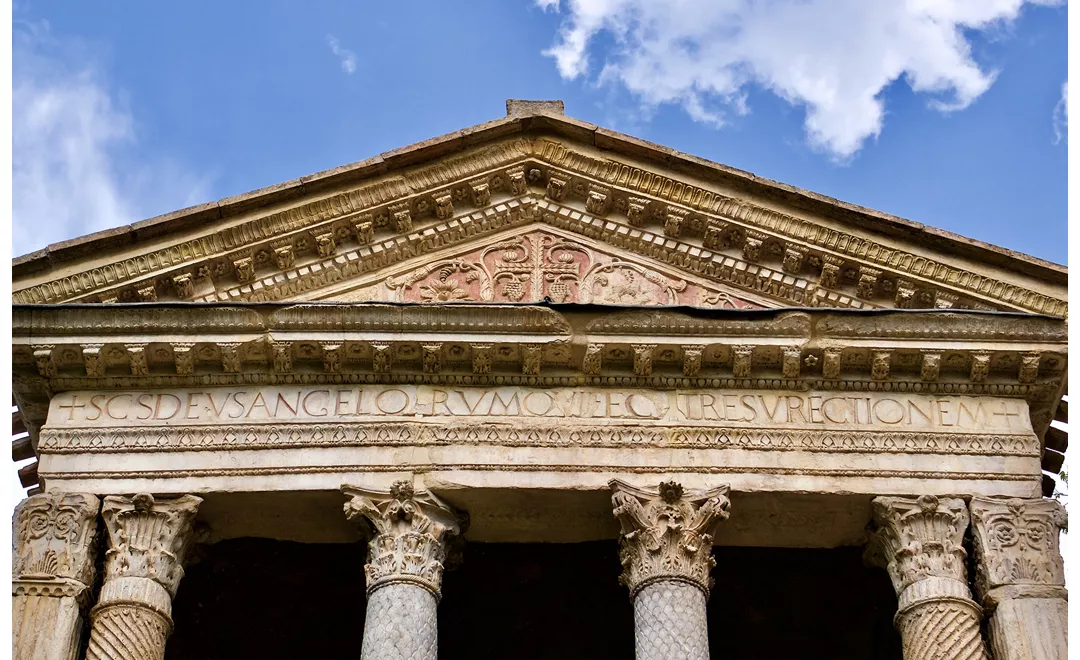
[12,492,100,660]
[609,479,731,660]
[341,480,465,660]
[867,495,987,660]
[970,497,1067,660]
[86,493,202,660]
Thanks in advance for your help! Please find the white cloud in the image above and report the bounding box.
[326,35,357,75]
[13,21,212,257]
[1053,79,1067,144]
[539,0,1062,159]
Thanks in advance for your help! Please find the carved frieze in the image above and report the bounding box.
[341,480,464,597]
[609,479,731,597]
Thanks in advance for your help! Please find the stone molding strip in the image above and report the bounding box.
[38,425,1039,456]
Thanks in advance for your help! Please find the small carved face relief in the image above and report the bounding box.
[1023,523,1046,548]
[448,345,465,358]
[397,345,418,359]
[528,168,543,182]
[415,199,430,213]
[497,346,514,358]
[295,344,319,359]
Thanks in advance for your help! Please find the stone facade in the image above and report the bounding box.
[10,101,1068,658]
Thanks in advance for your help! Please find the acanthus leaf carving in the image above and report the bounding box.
[100,493,202,596]
[609,479,730,597]
[341,480,464,597]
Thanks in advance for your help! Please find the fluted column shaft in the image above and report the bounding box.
[867,495,988,660]
[971,497,1068,660]
[342,480,464,660]
[610,479,731,660]
[86,493,202,660]
[12,492,100,660]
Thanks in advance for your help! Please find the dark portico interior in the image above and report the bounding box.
[164,538,902,659]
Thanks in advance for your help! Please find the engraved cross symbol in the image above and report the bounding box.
[57,395,86,421]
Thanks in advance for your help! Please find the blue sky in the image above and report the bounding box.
[12,0,1068,264]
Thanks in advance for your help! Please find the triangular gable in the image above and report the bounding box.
[12,102,1067,317]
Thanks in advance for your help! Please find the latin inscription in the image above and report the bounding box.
[47,386,1031,434]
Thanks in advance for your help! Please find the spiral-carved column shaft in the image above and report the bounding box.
[85,493,202,660]
[609,479,731,660]
[867,495,987,660]
[12,492,100,660]
[970,497,1068,660]
[342,480,465,660]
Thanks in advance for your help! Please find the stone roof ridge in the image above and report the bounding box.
[12,99,1065,289]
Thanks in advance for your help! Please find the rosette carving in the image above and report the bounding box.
[609,479,731,598]
[342,481,465,598]
[970,497,1066,601]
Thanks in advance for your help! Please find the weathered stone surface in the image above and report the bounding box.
[970,497,1068,660]
[87,493,202,660]
[867,495,987,660]
[343,481,464,660]
[12,492,100,660]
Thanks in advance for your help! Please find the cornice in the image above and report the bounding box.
[11,134,1066,318]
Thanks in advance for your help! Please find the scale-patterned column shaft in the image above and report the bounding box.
[360,583,439,660]
[13,593,83,660]
[633,580,710,660]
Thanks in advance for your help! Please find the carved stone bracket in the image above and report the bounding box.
[609,479,731,598]
[521,344,542,376]
[682,345,703,377]
[867,495,987,660]
[125,343,148,377]
[82,343,105,378]
[471,343,492,374]
[173,342,196,376]
[632,344,655,377]
[341,480,465,598]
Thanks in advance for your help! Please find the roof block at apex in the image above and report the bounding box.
[11,100,1066,318]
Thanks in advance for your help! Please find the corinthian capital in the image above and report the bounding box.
[100,493,203,597]
[970,497,1067,603]
[867,495,972,608]
[341,481,465,598]
[609,479,731,598]
[13,492,100,592]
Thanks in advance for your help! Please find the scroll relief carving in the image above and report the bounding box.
[382,230,761,308]
[13,492,100,598]
[342,481,464,598]
[970,497,1067,601]
[610,479,731,598]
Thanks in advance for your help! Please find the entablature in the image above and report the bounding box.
[12,303,1067,450]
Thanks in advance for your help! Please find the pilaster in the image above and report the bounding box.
[609,479,731,660]
[867,495,987,660]
[12,492,100,660]
[86,493,202,660]
[341,480,465,660]
[970,497,1067,660]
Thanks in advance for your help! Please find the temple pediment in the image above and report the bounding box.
[11,103,1067,317]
